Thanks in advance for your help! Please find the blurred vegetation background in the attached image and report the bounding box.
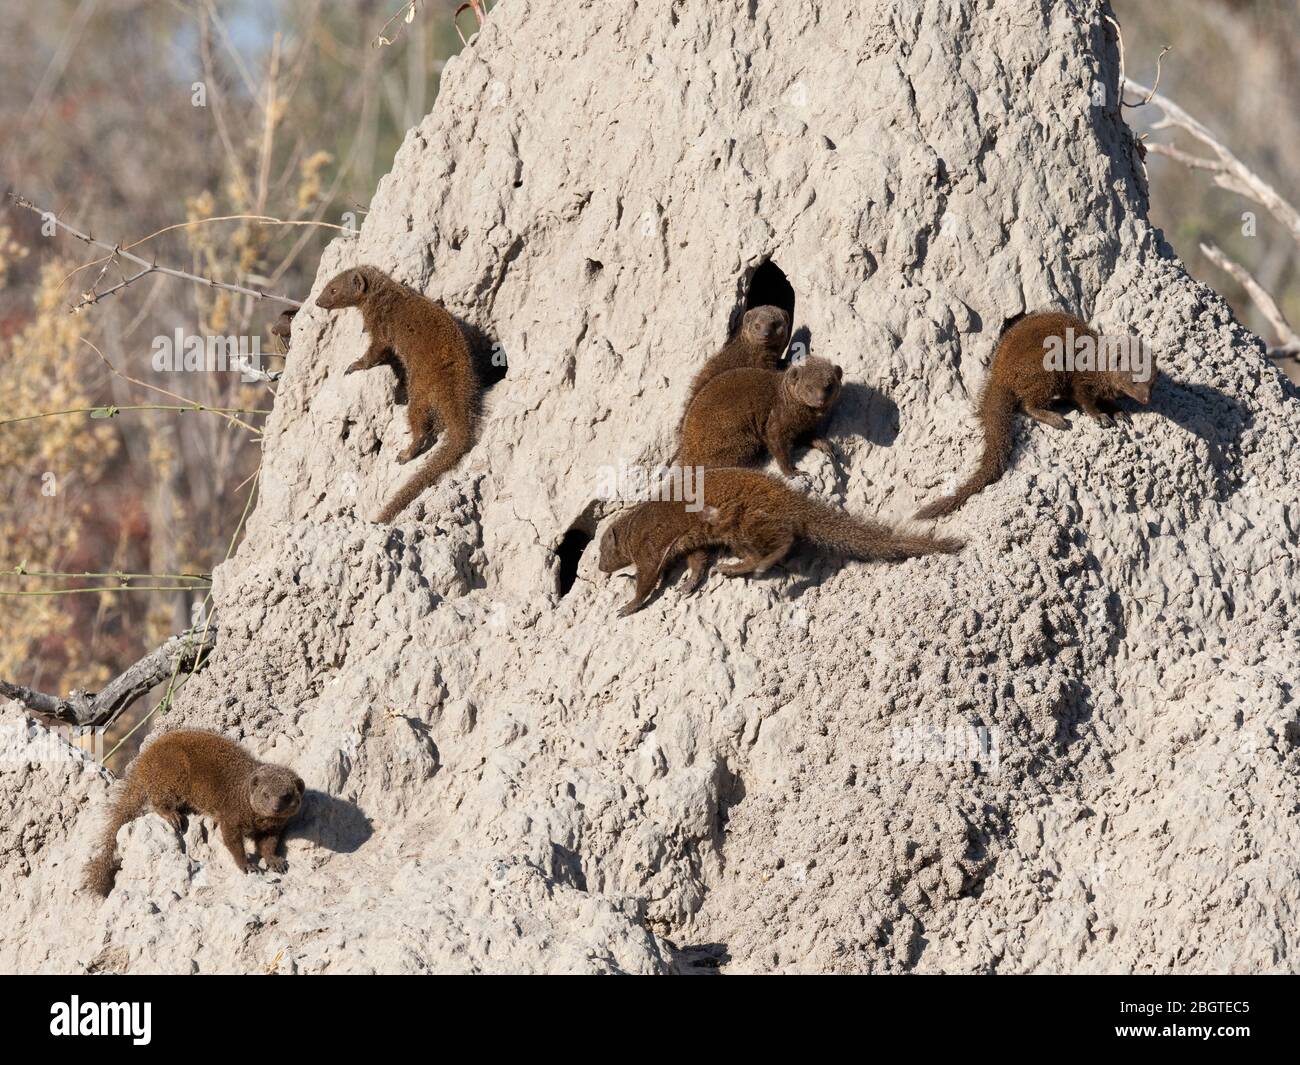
[0,0,1296,764]
[1,0,471,762]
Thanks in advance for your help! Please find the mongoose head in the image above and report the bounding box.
[316,267,377,310]
[1101,336,1158,404]
[740,305,791,351]
[248,764,305,820]
[786,357,843,411]
[597,516,632,573]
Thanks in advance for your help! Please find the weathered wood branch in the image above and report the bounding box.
[1125,78,1300,247]
[1199,241,1300,358]
[0,625,217,728]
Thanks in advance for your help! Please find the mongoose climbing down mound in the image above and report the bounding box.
[83,729,304,897]
[317,265,479,523]
[915,311,1157,519]
[680,304,792,425]
[677,356,843,474]
[599,468,962,615]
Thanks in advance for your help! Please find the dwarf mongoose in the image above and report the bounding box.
[598,468,962,615]
[915,311,1157,519]
[316,265,479,523]
[681,305,792,424]
[84,729,304,897]
[678,357,843,475]
[269,307,297,352]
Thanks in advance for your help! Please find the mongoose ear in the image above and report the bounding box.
[350,270,368,295]
[295,775,305,796]
[788,365,800,383]
[701,505,721,524]
[834,364,843,380]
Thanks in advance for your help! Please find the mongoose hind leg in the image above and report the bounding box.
[398,395,436,463]
[719,521,795,577]
[1025,407,1069,430]
[152,798,186,835]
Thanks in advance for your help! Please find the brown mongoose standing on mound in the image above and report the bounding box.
[598,468,962,615]
[915,311,1157,519]
[680,305,792,426]
[83,729,304,897]
[677,357,843,474]
[316,265,479,523]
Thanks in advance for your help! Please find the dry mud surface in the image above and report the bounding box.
[3,0,1299,973]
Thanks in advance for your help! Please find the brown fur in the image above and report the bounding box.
[316,266,479,522]
[678,357,843,475]
[269,307,297,353]
[680,305,791,427]
[598,468,962,615]
[916,311,1158,519]
[83,729,304,897]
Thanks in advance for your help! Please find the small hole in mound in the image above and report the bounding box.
[745,259,796,323]
[556,527,593,597]
[585,259,603,277]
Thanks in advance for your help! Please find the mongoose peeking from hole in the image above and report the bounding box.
[316,265,479,523]
[681,305,791,425]
[83,729,304,897]
[598,468,961,615]
[915,311,1157,519]
[678,357,843,475]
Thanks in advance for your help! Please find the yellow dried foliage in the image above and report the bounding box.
[0,259,120,685]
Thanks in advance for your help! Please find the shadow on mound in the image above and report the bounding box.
[1151,378,1251,499]
[289,790,374,854]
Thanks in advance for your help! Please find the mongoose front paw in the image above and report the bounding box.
[397,446,420,464]
[1094,413,1115,428]
[266,857,288,874]
[344,360,364,375]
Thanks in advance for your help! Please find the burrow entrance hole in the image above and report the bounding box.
[555,504,600,598]
[743,259,795,324]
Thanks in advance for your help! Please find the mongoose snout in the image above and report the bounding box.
[250,765,305,819]
[746,305,791,347]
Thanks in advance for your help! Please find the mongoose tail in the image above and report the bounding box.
[375,423,474,523]
[83,780,147,898]
[795,495,963,560]
[915,381,1017,519]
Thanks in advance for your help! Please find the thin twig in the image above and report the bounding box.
[6,192,304,308]
[0,403,269,428]
[80,337,266,435]
[2,568,211,582]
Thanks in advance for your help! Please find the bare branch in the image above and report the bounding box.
[1124,78,1300,247]
[6,192,304,309]
[1199,241,1300,357]
[0,625,217,728]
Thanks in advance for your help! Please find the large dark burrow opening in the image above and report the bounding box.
[555,526,594,598]
[744,259,796,323]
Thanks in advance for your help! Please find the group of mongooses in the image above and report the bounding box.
[600,305,1157,615]
[83,284,1157,897]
